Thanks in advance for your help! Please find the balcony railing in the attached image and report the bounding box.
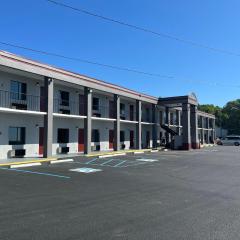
[53,98,85,116]
[141,114,152,123]
[92,104,113,118]
[0,90,44,112]
[120,109,136,121]
[0,91,147,121]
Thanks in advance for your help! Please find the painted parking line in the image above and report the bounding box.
[136,159,159,162]
[121,162,148,168]
[69,168,102,173]
[0,167,70,179]
[100,159,116,166]
[82,157,159,168]
[113,160,127,167]
[85,158,99,165]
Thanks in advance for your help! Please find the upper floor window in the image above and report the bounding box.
[146,108,150,122]
[120,103,125,116]
[10,81,27,101]
[170,112,174,125]
[92,97,99,111]
[9,127,26,145]
[159,111,163,124]
[60,91,69,106]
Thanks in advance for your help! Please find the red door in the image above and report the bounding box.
[78,128,84,152]
[130,130,134,149]
[39,127,44,155]
[109,130,114,149]
[130,105,134,121]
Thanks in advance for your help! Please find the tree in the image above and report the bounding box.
[198,99,240,134]
[198,104,226,127]
[222,99,240,134]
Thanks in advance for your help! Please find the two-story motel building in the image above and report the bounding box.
[0,51,215,159]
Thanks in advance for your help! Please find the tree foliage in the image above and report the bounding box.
[198,99,240,134]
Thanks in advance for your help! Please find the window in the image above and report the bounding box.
[120,103,125,115]
[120,131,125,142]
[129,105,134,121]
[170,112,174,125]
[9,127,25,145]
[57,129,69,143]
[92,97,99,111]
[92,129,100,142]
[60,91,69,106]
[10,81,27,101]
[226,137,240,140]
[159,111,163,124]
[163,112,166,124]
[146,108,150,122]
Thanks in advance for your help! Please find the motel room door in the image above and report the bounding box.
[130,130,134,149]
[146,131,150,148]
[39,127,44,155]
[109,130,114,149]
[78,128,84,152]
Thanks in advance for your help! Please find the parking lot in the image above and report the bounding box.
[1,146,240,240]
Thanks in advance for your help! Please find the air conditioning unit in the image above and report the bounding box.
[11,103,27,110]
[8,149,26,158]
[91,145,100,151]
[93,113,101,117]
[57,147,69,154]
[59,109,70,114]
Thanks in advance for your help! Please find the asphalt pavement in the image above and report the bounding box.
[1,146,240,240]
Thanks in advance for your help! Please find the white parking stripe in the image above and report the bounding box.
[10,163,42,168]
[50,159,74,164]
[136,159,158,162]
[69,168,102,173]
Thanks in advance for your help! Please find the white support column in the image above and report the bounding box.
[212,119,216,142]
[177,110,181,135]
[113,94,120,151]
[136,100,142,149]
[182,103,191,150]
[206,118,210,144]
[84,87,92,154]
[190,105,199,149]
[152,104,157,148]
[200,116,204,144]
[43,76,53,158]
[165,107,170,143]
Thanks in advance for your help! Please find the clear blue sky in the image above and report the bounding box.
[1,0,240,107]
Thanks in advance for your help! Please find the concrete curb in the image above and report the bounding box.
[86,149,153,157]
[0,157,57,168]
